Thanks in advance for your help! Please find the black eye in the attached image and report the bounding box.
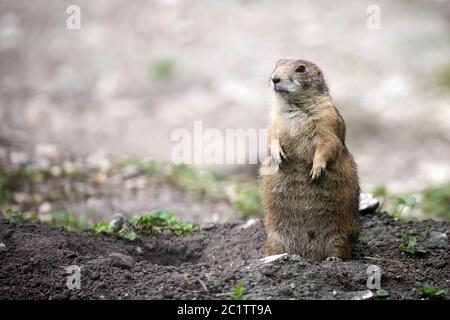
[296,65,306,73]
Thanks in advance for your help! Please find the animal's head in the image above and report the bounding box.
[270,59,328,101]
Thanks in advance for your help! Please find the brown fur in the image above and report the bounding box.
[260,59,360,261]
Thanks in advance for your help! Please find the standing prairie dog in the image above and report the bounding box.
[260,59,360,261]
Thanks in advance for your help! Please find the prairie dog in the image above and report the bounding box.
[260,59,360,261]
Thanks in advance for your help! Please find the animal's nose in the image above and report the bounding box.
[271,77,281,84]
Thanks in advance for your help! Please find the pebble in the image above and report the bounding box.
[109,252,134,269]
[359,193,379,214]
[109,213,127,233]
[52,293,68,300]
[239,219,258,229]
[260,253,287,264]
[38,202,52,214]
[278,287,293,297]
[352,290,374,300]
[426,231,448,249]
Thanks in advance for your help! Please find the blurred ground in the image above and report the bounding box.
[0,0,449,194]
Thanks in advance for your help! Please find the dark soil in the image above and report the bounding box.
[0,212,448,300]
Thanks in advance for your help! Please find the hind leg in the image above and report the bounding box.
[323,235,352,262]
[264,232,286,256]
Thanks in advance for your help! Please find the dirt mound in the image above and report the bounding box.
[0,213,448,300]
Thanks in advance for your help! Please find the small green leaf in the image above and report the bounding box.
[399,236,427,256]
[231,281,246,300]
[93,223,112,234]
[5,208,24,222]
[397,197,416,208]
[417,284,446,299]
[118,229,137,241]
[376,289,390,298]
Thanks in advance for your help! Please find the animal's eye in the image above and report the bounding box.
[296,65,307,73]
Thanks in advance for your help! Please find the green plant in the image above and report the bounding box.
[121,159,157,176]
[92,222,137,241]
[416,284,446,299]
[150,58,175,80]
[233,185,264,218]
[394,197,417,219]
[373,185,388,197]
[420,184,450,220]
[133,209,196,236]
[398,236,427,256]
[0,168,24,203]
[428,63,450,95]
[94,209,197,240]
[166,164,223,200]
[0,165,90,205]
[45,211,90,231]
[376,288,390,298]
[230,281,247,300]
[5,208,24,221]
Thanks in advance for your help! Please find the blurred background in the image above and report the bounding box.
[0,0,449,224]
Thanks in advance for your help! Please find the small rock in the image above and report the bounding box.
[201,223,215,231]
[359,193,379,214]
[426,231,448,249]
[260,253,288,264]
[0,242,6,253]
[109,213,127,233]
[278,287,293,297]
[144,242,156,250]
[352,290,374,300]
[38,202,52,214]
[239,219,259,229]
[52,293,68,300]
[261,266,275,277]
[109,252,134,269]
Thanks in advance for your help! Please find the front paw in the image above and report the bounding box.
[310,162,326,180]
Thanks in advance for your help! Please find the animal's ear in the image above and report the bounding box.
[275,59,289,67]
